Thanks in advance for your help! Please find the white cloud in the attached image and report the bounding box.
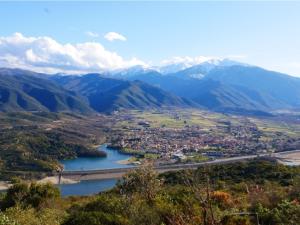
[104,32,127,42]
[85,31,99,38]
[0,33,145,73]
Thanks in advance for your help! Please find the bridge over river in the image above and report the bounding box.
[60,150,300,182]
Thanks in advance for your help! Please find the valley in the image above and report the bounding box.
[1,109,300,182]
[2,2,300,224]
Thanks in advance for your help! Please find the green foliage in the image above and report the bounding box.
[1,181,60,210]
[0,112,106,180]
[51,74,193,113]
[63,194,129,225]
[0,70,92,113]
[1,160,300,225]
[256,201,300,225]
[161,159,300,186]
[220,215,251,225]
[117,165,162,202]
[3,206,66,225]
[143,153,160,160]
[117,147,145,156]
[180,153,208,163]
[0,212,17,225]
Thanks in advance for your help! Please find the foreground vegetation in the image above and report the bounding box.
[1,160,300,225]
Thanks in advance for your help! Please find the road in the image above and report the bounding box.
[61,150,300,181]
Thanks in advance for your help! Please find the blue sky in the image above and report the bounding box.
[1,1,300,75]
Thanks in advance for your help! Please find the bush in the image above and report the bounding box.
[256,200,300,225]
[1,181,60,210]
[0,213,17,225]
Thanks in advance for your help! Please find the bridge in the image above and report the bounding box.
[60,150,300,182]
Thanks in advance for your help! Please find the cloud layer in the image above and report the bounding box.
[0,33,144,73]
[104,32,127,42]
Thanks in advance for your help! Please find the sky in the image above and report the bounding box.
[0,1,300,76]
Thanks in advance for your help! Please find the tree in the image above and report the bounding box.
[1,181,60,210]
[117,165,162,203]
[182,168,218,225]
[211,191,233,208]
[220,215,251,225]
[256,200,300,225]
[1,182,29,209]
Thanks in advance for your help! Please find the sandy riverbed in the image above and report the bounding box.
[117,157,142,166]
[38,176,78,185]
[117,158,132,165]
[0,181,11,191]
[277,152,300,166]
[0,176,78,192]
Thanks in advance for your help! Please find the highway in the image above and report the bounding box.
[61,150,300,181]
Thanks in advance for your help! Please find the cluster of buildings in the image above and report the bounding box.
[108,112,300,164]
[109,120,274,162]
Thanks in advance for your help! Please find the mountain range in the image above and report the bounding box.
[49,74,194,112]
[121,60,300,114]
[1,59,300,115]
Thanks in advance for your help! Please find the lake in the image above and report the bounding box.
[61,144,133,171]
[59,179,117,196]
[59,144,133,196]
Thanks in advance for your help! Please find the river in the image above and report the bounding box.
[58,144,133,196]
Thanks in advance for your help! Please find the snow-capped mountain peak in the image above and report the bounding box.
[107,58,249,79]
[157,57,248,75]
[110,65,158,78]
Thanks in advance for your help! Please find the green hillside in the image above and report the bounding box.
[51,74,196,112]
[0,70,92,114]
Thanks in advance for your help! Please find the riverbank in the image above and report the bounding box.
[38,176,78,185]
[0,176,79,192]
[277,151,300,166]
[0,181,11,191]
[117,159,132,165]
[107,145,144,156]
[117,156,142,165]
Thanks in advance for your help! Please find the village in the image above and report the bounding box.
[107,110,300,164]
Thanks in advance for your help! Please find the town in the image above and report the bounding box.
[107,110,300,164]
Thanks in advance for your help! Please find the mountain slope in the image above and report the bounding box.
[127,73,269,112]
[50,74,196,112]
[126,64,300,113]
[168,59,248,79]
[205,65,300,108]
[0,69,92,113]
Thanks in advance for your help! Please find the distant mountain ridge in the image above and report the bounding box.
[159,58,249,75]
[0,68,195,113]
[121,62,300,114]
[50,74,196,112]
[111,59,248,79]
[0,70,92,113]
[2,58,300,116]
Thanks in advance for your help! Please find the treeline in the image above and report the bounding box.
[0,159,300,225]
